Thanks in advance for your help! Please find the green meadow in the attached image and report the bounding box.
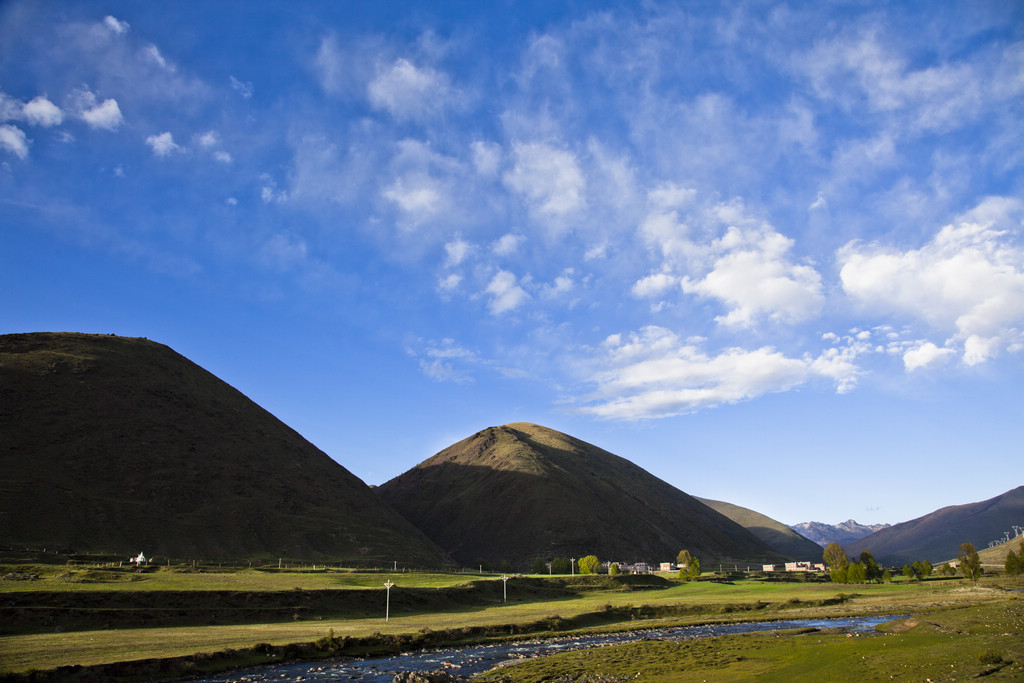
[1,562,1022,680]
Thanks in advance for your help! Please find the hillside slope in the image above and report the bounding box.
[377,423,784,568]
[845,486,1024,565]
[695,497,823,561]
[0,332,448,565]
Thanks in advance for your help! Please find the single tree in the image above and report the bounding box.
[677,549,693,569]
[938,562,956,577]
[846,561,866,583]
[823,542,849,571]
[902,564,916,581]
[687,557,702,581]
[958,543,982,584]
[1004,548,1021,576]
[860,550,882,583]
[578,555,601,574]
[824,542,849,583]
[608,562,621,576]
[882,569,892,583]
[531,558,548,574]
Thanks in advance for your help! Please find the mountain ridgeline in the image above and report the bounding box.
[5,332,1017,572]
[377,423,786,567]
[0,332,448,565]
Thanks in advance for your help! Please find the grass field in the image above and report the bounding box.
[1,564,1022,680]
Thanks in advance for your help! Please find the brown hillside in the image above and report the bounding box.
[0,332,449,565]
[846,486,1024,565]
[377,423,784,568]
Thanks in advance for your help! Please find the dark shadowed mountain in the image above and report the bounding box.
[0,332,449,565]
[695,497,823,561]
[789,519,890,548]
[845,486,1024,565]
[377,422,785,568]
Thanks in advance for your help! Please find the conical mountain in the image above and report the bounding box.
[0,332,448,565]
[695,497,824,561]
[377,422,783,568]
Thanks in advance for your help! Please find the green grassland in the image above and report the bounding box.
[1,563,1022,680]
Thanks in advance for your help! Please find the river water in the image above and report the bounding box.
[199,614,900,682]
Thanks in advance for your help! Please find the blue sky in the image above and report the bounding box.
[2,0,1022,528]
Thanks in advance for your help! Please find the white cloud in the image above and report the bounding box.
[145,131,179,157]
[485,270,530,314]
[632,272,678,298]
[492,233,524,257]
[903,341,954,371]
[682,224,824,328]
[576,324,880,419]
[543,270,574,298]
[0,124,28,159]
[578,326,811,420]
[22,97,63,127]
[196,131,218,148]
[839,200,1024,364]
[503,142,585,224]
[437,273,462,297]
[213,150,232,164]
[444,236,471,266]
[383,177,442,216]
[103,16,129,35]
[78,94,123,131]
[368,58,461,121]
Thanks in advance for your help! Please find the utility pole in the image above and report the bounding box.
[384,580,394,621]
[501,574,509,603]
[571,558,576,576]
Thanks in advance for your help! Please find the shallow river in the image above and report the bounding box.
[198,614,899,682]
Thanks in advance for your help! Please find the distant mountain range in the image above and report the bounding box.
[378,423,786,567]
[845,486,1024,565]
[788,520,890,548]
[0,332,448,565]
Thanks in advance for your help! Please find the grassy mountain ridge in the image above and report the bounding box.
[378,422,785,568]
[695,497,824,561]
[0,332,448,565]
[845,485,1024,565]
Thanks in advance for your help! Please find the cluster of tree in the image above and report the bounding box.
[1004,540,1024,576]
[822,544,887,584]
[822,542,951,585]
[676,550,701,581]
[901,560,933,582]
